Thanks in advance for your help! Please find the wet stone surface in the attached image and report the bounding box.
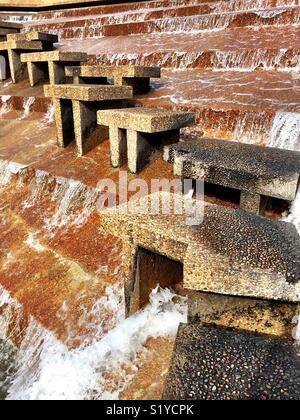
[0,339,17,400]
[164,324,300,400]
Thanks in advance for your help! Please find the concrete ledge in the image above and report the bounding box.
[0,40,44,51]
[98,107,196,133]
[0,0,126,10]
[21,50,87,63]
[65,65,161,79]
[44,83,133,101]
[164,138,300,202]
[0,21,22,29]
[164,324,300,400]
[99,192,300,302]
[8,31,58,43]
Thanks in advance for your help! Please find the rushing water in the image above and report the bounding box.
[18,97,36,121]
[0,286,187,400]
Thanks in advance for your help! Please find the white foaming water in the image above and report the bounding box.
[268,111,300,151]
[19,97,35,120]
[22,171,99,233]
[0,160,27,188]
[0,96,12,117]
[271,112,300,234]
[42,103,55,125]
[212,49,294,72]
[44,177,100,233]
[0,286,187,400]
[283,189,300,234]
[292,315,300,342]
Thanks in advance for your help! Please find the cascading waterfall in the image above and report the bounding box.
[0,96,12,117]
[268,111,300,151]
[19,97,35,121]
[42,103,55,125]
[0,160,27,189]
[270,112,300,233]
[0,285,187,400]
[22,170,100,233]
[283,189,300,234]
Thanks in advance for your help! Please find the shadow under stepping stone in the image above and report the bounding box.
[164,137,300,216]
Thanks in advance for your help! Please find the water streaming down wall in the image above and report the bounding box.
[42,103,55,125]
[0,285,187,400]
[18,97,36,121]
[22,170,101,234]
[0,96,12,118]
[268,111,300,151]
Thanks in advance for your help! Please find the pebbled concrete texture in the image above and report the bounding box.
[21,50,87,63]
[66,65,161,79]
[8,32,58,43]
[98,107,196,133]
[99,192,300,303]
[164,137,300,201]
[163,323,300,400]
[187,291,299,339]
[44,83,132,101]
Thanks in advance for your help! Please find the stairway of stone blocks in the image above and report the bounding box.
[0,0,299,400]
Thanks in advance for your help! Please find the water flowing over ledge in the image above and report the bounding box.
[0,285,187,400]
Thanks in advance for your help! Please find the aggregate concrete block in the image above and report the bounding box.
[44,84,133,101]
[188,291,299,338]
[7,31,58,43]
[164,324,300,400]
[98,107,196,133]
[99,192,300,303]
[164,137,300,202]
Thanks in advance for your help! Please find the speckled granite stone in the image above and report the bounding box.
[163,324,300,400]
[47,84,132,156]
[98,108,195,172]
[164,137,300,202]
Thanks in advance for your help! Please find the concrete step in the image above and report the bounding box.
[164,324,300,400]
[103,7,300,37]
[57,25,300,71]
[99,191,300,303]
[2,67,300,147]
[164,138,300,211]
[28,0,225,22]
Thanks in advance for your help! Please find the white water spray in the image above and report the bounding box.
[0,286,187,400]
[268,112,300,151]
[19,97,35,121]
[0,96,12,117]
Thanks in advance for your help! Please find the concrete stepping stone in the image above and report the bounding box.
[0,39,45,83]
[65,65,161,94]
[164,138,300,215]
[0,21,22,37]
[7,31,58,44]
[44,83,133,156]
[164,324,300,400]
[97,107,196,173]
[21,50,87,86]
[99,192,300,316]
